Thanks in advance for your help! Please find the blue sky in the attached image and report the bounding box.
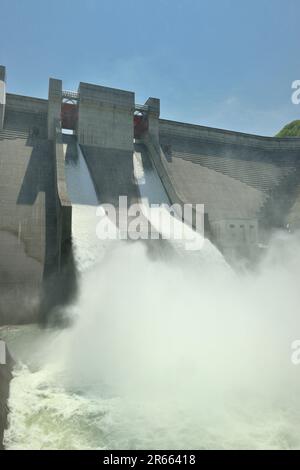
[0,0,299,136]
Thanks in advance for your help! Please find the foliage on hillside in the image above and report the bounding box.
[276,120,300,137]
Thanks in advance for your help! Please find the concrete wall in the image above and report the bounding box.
[140,135,209,236]
[140,119,300,258]
[6,93,47,115]
[0,66,6,130]
[54,120,72,267]
[48,78,62,140]
[145,97,160,143]
[0,117,58,323]
[159,118,300,151]
[142,135,187,207]
[78,82,134,151]
[0,114,72,325]
[81,144,139,207]
[210,218,258,259]
[287,188,300,230]
[158,122,300,206]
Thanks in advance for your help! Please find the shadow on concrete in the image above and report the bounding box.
[17,139,78,327]
[259,163,300,230]
[81,145,140,207]
[39,238,78,328]
[17,139,58,274]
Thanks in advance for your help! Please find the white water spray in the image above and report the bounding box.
[3,143,300,450]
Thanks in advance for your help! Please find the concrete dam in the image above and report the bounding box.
[1,64,300,324]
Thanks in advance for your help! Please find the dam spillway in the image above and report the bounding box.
[0,62,300,324]
[2,204,300,449]
[1,66,300,450]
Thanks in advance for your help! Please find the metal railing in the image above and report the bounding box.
[135,103,149,113]
[62,90,79,100]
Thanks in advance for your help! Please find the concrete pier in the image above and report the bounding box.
[0,66,6,130]
[48,78,62,140]
[78,82,134,151]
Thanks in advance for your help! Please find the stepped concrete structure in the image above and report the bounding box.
[0,65,300,323]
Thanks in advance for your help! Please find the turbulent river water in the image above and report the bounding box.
[2,140,300,449]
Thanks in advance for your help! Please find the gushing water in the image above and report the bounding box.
[2,142,300,449]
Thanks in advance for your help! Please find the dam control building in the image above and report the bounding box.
[1,65,300,322]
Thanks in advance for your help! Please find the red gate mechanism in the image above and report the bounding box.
[134,113,148,138]
[61,102,78,130]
